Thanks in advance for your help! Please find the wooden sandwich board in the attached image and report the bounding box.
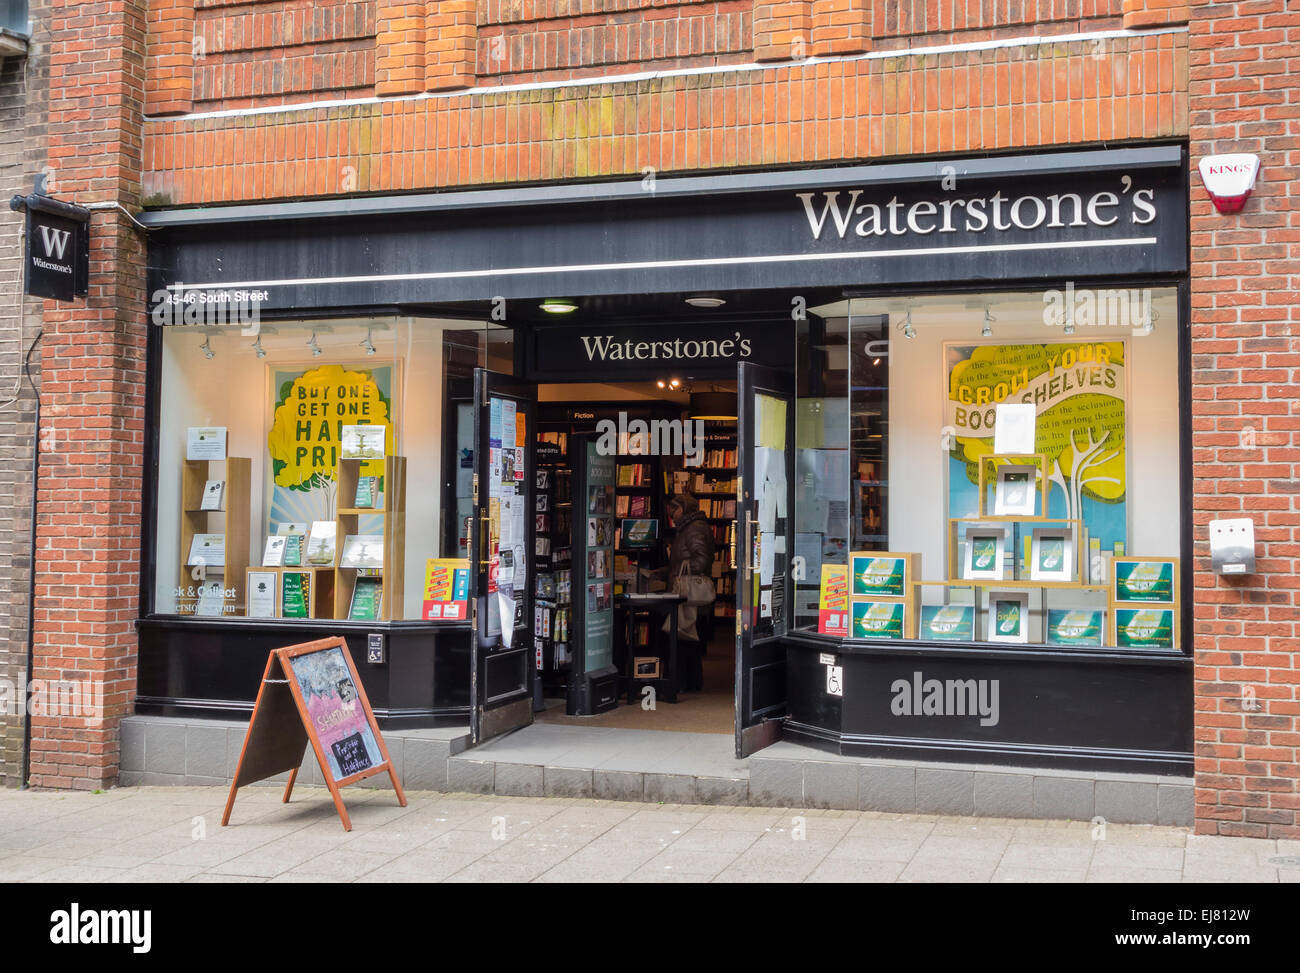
[221,636,407,832]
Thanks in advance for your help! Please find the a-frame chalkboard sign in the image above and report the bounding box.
[221,636,407,832]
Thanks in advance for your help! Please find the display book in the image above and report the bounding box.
[178,429,251,618]
[245,448,407,622]
[532,435,573,673]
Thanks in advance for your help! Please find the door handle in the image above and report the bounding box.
[743,511,756,582]
[728,522,737,570]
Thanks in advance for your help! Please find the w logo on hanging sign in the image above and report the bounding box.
[39,224,71,260]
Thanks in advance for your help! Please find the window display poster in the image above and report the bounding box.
[1113,559,1175,603]
[247,570,277,618]
[186,426,227,461]
[583,442,615,672]
[1046,609,1104,646]
[817,564,849,636]
[1114,607,1175,648]
[267,364,394,535]
[946,341,1126,550]
[422,558,469,620]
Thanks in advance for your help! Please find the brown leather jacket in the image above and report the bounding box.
[668,510,715,579]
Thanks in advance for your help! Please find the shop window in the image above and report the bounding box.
[151,317,502,622]
[799,286,1183,651]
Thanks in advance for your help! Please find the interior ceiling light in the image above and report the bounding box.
[199,336,214,360]
[539,298,578,314]
[669,378,681,389]
[307,329,322,356]
[251,336,266,359]
[684,294,726,308]
[361,327,376,356]
[689,391,737,421]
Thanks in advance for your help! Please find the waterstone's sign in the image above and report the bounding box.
[147,148,1187,313]
[527,322,788,379]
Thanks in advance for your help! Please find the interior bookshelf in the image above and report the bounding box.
[334,454,407,620]
[534,432,573,675]
[179,456,250,617]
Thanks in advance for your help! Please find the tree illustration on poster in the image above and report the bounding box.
[221,636,406,832]
[266,363,394,531]
[945,341,1127,549]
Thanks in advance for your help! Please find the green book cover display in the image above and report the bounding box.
[354,476,377,509]
[852,600,905,639]
[989,597,1026,641]
[283,534,303,567]
[919,604,974,641]
[1046,609,1104,646]
[1115,608,1175,648]
[348,577,383,621]
[1036,537,1066,574]
[850,555,907,598]
[1114,560,1174,603]
[281,571,310,619]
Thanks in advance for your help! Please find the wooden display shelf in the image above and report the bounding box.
[267,566,336,619]
[920,579,1108,591]
[179,456,250,617]
[334,454,406,620]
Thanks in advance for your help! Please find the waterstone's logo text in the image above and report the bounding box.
[798,184,1156,240]
[579,332,753,363]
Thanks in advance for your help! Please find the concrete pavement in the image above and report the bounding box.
[0,786,1295,883]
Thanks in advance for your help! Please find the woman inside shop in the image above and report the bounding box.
[656,493,716,693]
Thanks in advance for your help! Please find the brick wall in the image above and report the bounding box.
[0,1,48,788]
[144,29,1187,205]
[28,0,148,790]
[1188,0,1300,840]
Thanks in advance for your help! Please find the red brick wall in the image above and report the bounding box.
[144,30,1187,204]
[1189,0,1299,840]
[32,0,149,789]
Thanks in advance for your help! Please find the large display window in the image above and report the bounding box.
[151,316,508,622]
[796,285,1184,650]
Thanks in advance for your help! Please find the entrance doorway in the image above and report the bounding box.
[530,378,739,736]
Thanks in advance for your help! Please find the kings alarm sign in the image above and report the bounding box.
[9,178,89,301]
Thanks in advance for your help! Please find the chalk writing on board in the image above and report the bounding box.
[331,732,374,777]
[288,646,383,781]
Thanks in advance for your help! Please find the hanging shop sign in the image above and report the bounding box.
[146,146,1188,314]
[10,178,89,302]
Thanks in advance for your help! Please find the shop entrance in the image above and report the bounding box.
[466,358,795,757]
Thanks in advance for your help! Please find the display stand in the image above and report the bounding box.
[179,456,250,616]
[533,436,573,683]
[334,454,406,620]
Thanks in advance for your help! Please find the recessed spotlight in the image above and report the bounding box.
[539,299,578,314]
[685,295,726,309]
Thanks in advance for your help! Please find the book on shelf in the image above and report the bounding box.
[353,475,378,509]
[340,534,384,569]
[617,463,651,486]
[186,533,225,567]
[282,533,303,567]
[348,576,383,620]
[262,535,286,567]
[305,521,337,566]
[199,480,224,511]
[280,571,310,618]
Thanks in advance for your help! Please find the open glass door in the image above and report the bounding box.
[469,368,537,745]
[734,362,795,757]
